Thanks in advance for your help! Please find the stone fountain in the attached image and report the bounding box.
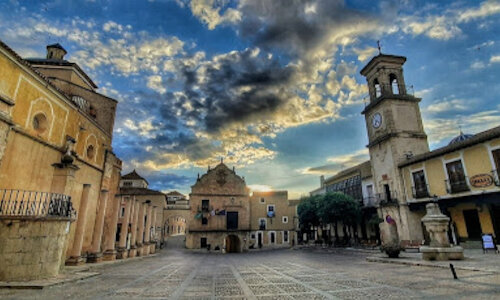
[420,202,464,260]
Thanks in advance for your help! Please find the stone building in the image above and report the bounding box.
[186,161,298,253]
[116,170,166,258]
[249,191,298,249]
[186,161,251,252]
[0,40,122,280]
[309,161,379,244]
[164,191,190,237]
[310,52,500,249]
[399,127,500,247]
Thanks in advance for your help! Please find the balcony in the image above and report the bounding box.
[445,178,470,194]
[412,185,430,199]
[362,196,379,207]
[0,189,75,218]
[376,190,398,205]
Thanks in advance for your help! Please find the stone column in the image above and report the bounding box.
[88,190,109,263]
[102,195,121,261]
[66,184,91,265]
[129,199,140,257]
[136,202,146,256]
[117,197,132,259]
[150,206,158,254]
[144,204,153,255]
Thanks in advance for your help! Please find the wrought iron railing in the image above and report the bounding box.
[412,185,430,199]
[376,190,398,204]
[362,196,378,207]
[445,178,470,194]
[0,189,75,218]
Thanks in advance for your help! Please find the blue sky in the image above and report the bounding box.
[1,0,500,198]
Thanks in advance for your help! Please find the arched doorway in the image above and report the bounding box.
[225,235,240,253]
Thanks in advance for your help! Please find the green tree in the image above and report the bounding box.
[297,195,321,238]
[318,192,361,245]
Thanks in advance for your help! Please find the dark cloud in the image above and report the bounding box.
[238,0,373,57]
[161,48,294,133]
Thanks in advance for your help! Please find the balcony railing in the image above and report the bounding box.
[362,196,379,207]
[0,189,75,218]
[376,190,398,204]
[445,178,470,194]
[412,185,430,199]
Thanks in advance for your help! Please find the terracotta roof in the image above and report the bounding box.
[324,160,371,184]
[25,57,98,89]
[167,191,185,197]
[121,169,149,184]
[119,187,165,196]
[399,125,500,168]
[0,40,70,100]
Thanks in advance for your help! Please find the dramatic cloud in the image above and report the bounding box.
[302,148,369,175]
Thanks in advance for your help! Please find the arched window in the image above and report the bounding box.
[389,74,399,94]
[86,145,95,160]
[32,113,48,134]
[374,79,382,98]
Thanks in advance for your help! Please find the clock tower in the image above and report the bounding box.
[360,54,429,241]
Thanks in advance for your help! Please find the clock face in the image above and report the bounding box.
[372,113,382,129]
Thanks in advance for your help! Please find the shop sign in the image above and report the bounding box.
[469,174,493,188]
[482,234,495,250]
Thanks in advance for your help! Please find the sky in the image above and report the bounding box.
[1,0,500,198]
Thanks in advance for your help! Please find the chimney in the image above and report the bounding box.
[46,43,67,60]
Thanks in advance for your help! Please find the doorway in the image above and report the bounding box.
[463,209,482,240]
[225,235,240,253]
[257,232,263,248]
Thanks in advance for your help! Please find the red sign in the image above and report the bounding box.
[469,174,493,188]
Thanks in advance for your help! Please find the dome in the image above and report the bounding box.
[448,131,474,145]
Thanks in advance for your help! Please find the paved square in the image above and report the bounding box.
[1,241,499,299]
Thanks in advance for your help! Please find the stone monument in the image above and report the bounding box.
[420,202,464,260]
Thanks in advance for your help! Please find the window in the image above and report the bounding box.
[251,233,256,239]
[202,199,209,212]
[202,217,208,225]
[120,206,126,217]
[282,216,288,223]
[123,181,132,187]
[366,184,373,197]
[200,237,207,248]
[267,205,275,217]
[259,218,266,230]
[374,78,381,98]
[115,224,121,242]
[283,231,289,243]
[227,212,238,230]
[32,113,48,134]
[446,160,469,193]
[492,149,500,183]
[389,73,399,94]
[260,197,265,203]
[384,184,392,202]
[87,145,95,159]
[412,170,429,198]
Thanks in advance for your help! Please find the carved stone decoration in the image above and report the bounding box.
[420,202,464,260]
[216,168,227,186]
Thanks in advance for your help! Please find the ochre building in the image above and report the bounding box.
[0,40,123,280]
[116,170,166,258]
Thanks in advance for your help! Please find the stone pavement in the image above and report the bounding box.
[0,238,499,299]
[367,249,500,274]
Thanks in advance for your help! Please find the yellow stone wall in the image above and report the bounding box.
[0,44,119,261]
[401,138,500,239]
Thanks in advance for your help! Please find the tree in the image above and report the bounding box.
[297,195,321,240]
[318,192,361,245]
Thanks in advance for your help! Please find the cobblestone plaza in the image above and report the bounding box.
[1,238,499,299]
